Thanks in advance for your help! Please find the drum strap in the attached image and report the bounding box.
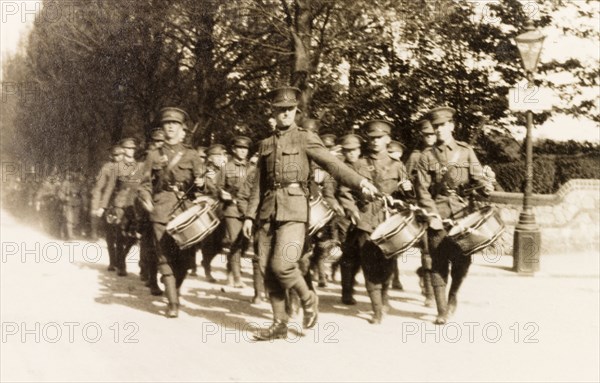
[166,151,184,174]
[431,146,460,192]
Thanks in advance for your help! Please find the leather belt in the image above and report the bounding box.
[270,181,304,189]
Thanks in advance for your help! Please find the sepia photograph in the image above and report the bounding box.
[1,0,598,381]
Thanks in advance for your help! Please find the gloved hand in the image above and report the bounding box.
[429,216,444,231]
[242,219,253,239]
[360,179,378,199]
[481,183,494,197]
[347,209,361,226]
[194,176,205,188]
[220,189,233,201]
[332,204,345,217]
[398,180,413,192]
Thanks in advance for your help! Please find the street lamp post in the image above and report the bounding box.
[513,20,545,275]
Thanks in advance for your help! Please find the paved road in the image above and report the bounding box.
[1,210,599,382]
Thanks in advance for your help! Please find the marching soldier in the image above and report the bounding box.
[199,143,228,283]
[138,129,165,295]
[331,133,363,286]
[57,171,83,240]
[339,120,413,324]
[215,136,255,288]
[104,138,143,277]
[91,145,123,270]
[407,119,438,307]
[415,106,494,325]
[242,86,379,340]
[386,140,408,291]
[138,107,211,318]
[188,145,207,277]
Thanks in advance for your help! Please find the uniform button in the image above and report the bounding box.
[277,145,281,149]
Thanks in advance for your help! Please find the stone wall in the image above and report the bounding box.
[487,179,600,256]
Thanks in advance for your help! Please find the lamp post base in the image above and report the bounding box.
[513,212,541,275]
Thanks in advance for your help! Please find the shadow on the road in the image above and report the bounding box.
[75,254,432,334]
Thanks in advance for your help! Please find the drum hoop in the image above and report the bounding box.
[461,222,506,257]
[372,211,413,242]
[449,205,496,238]
[381,225,427,259]
[167,204,210,233]
[178,217,221,250]
[308,209,335,237]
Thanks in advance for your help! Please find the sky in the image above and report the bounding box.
[1,0,598,142]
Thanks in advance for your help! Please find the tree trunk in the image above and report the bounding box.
[291,0,312,115]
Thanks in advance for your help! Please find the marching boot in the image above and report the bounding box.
[391,263,403,290]
[163,275,179,318]
[317,257,328,288]
[231,253,246,288]
[447,292,458,318]
[201,259,217,283]
[447,270,468,318]
[301,291,319,329]
[254,292,288,341]
[433,285,449,325]
[148,271,163,296]
[340,264,357,305]
[252,260,267,304]
[368,290,384,325]
[382,285,391,314]
[423,271,435,308]
[285,289,301,318]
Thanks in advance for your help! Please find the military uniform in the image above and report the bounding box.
[407,118,436,307]
[215,136,255,288]
[199,143,228,283]
[415,106,492,324]
[91,146,122,269]
[104,138,145,276]
[339,120,411,324]
[245,87,374,339]
[58,173,83,240]
[138,107,211,318]
[138,129,165,295]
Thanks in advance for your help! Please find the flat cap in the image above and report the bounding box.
[339,134,363,150]
[232,136,252,148]
[320,134,337,149]
[363,120,394,137]
[151,128,165,141]
[417,119,434,134]
[427,106,455,125]
[196,146,207,158]
[268,86,301,107]
[119,137,137,149]
[301,118,321,134]
[160,107,190,124]
[207,144,227,156]
[387,140,406,153]
[109,145,124,156]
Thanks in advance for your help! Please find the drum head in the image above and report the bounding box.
[166,204,203,231]
[448,207,490,237]
[371,211,412,241]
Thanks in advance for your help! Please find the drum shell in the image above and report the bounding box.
[370,211,426,259]
[447,206,505,256]
[308,196,335,237]
[166,202,220,250]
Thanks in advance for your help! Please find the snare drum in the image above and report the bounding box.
[166,200,220,250]
[308,196,335,237]
[447,205,505,256]
[370,210,426,259]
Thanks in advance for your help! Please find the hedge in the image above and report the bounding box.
[493,155,599,194]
